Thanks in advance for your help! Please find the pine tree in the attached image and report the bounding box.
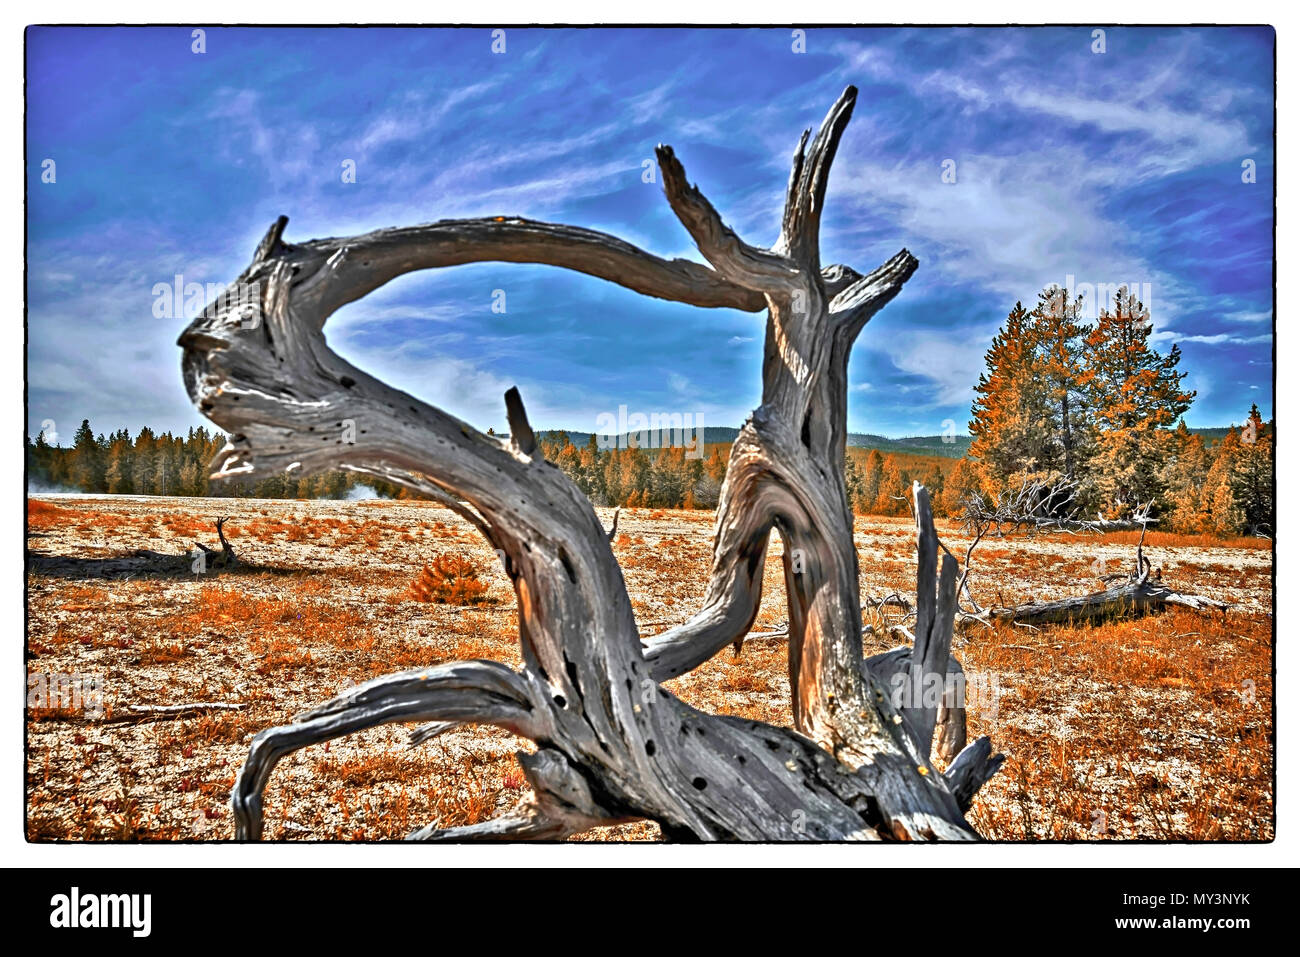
[921,463,945,505]
[1033,286,1094,491]
[68,419,104,491]
[28,431,53,487]
[969,302,1057,484]
[873,455,910,515]
[1160,421,1211,533]
[651,446,688,507]
[939,457,988,518]
[554,438,586,494]
[1205,448,1244,537]
[861,449,884,512]
[1228,404,1274,535]
[844,453,866,513]
[178,458,201,497]
[104,434,134,494]
[618,448,651,506]
[579,435,607,504]
[1081,287,1194,515]
[132,427,157,495]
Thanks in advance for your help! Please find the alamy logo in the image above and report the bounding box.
[595,406,705,459]
[49,887,151,937]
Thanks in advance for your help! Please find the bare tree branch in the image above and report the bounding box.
[185,86,1000,842]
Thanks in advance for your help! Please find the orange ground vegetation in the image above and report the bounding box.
[25,495,1272,841]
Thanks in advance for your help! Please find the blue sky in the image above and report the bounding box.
[26,26,1274,444]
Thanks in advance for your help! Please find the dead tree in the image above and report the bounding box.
[181,86,1002,841]
[192,516,237,570]
[957,481,1229,627]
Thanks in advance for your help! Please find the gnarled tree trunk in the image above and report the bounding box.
[181,86,1002,841]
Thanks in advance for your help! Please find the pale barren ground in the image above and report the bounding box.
[26,493,1273,842]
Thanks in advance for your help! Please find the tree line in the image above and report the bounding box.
[27,418,946,516]
[30,288,1272,542]
[25,421,408,500]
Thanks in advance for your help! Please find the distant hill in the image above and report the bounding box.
[537,424,1237,459]
[537,427,973,458]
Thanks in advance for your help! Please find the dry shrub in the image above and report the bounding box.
[314,752,415,787]
[28,499,71,519]
[250,634,315,673]
[720,671,772,693]
[137,638,192,664]
[406,555,491,606]
[1044,528,1272,551]
[27,499,78,531]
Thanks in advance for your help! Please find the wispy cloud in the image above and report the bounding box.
[25,26,1273,440]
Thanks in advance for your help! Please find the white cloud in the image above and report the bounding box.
[1224,309,1273,323]
[879,330,987,408]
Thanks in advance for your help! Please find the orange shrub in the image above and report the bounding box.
[406,555,491,606]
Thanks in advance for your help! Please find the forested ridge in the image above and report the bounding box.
[28,286,1271,536]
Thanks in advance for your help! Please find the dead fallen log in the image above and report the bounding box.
[956,489,1230,629]
[128,702,246,714]
[96,702,249,725]
[988,578,1229,627]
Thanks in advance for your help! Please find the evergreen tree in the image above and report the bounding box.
[1228,404,1274,535]
[1081,287,1194,514]
[939,457,988,518]
[104,433,134,494]
[68,419,104,491]
[1033,285,1094,490]
[969,302,1057,482]
[860,449,884,512]
[1160,421,1211,533]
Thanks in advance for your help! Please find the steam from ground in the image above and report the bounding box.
[344,484,388,501]
[27,481,81,495]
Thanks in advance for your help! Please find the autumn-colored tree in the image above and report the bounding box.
[104,430,134,494]
[873,454,911,515]
[860,448,884,512]
[551,435,587,495]
[969,302,1058,482]
[938,456,988,517]
[921,462,945,507]
[130,426,157,494]
[681,451,704,508]
[1204,444,1245,537]
[579,435,606,503]
[1226,404,1274,535]
[1034,285,1094,486]
[691,445,729,508]
[704,446,728,484]
[1160,420,1212,533]
[1081,287,1194,515]
[970,290,1096,503]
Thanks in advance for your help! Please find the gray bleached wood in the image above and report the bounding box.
[183,85,1001,841]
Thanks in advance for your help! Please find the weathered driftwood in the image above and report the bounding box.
[181,86,1002,841]
[957,482,1229,628]
[193,516,237,569]
[988,577,1229,627]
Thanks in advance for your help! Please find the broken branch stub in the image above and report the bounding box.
[184,85,1001,841]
